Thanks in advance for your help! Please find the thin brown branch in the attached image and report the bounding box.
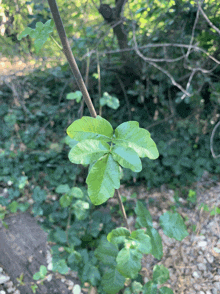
[115,189,131,232]
[47,0,97,118]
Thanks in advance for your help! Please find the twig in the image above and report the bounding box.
[197,0,220,36]
[185,6,200,58]
[131,23,192,97]
[115,189,131,232]
[81,43,220,65]
[210,121,220,158]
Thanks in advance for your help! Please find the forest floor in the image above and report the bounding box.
[114,178,220,294]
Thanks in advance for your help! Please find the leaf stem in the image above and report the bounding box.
[115,189,131,232]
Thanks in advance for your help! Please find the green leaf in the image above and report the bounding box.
[59,194,72,208]
[102,268,125,294]
[54,228,67,244]
[32,186,47,203]
[68,139,110,164]
[65,135,78,148]
[66,91,82,102]
[55,184,70,194]
[159,211,189,241]
[17,176,28,189]
[81,263,101,286]
[111,145,142,172]
[17,27,32,40]
[153,265,169,284]
[52,259,69,274]
[107,227,130,245]
[210,206,220,216]
[72,200,89,220]
[39,265,47,277]
[113,121,159,159]
[68,187,84,198]
[86,153,120,205]
[131,281,143,293]
[159,286,174,294]
[67,251,82,266]
[95,238,118,267]
[67,115,113,142]
[116,247,142,279]
[17,202,30,212]
[100,92,120,110]
[130,229,152,254]
[33,272,41,280]
[8,201,18,213]
[32,203,43,216]
[18,20,54,52]
[147,227,163,260]
[143,281,158,294]
[135,201,153,228]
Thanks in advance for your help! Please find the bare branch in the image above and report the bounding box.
[186,6,200,58]
[81,43,220,65]
[197,1,220,36]
[210,121,220,158]
[132,23,192,97]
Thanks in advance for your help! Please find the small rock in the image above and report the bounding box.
[143,277,149,283]
[199,291,205,294]
[197,256,206,263]
[213,282,220,289]
[0,275,10,284]
[72,284,81,294]
[192,271,200,278]
[197,263,207,271]
[198,241,207,247]
[194,284,201,290]
[214,275,220,282]
[206,253,214,263]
